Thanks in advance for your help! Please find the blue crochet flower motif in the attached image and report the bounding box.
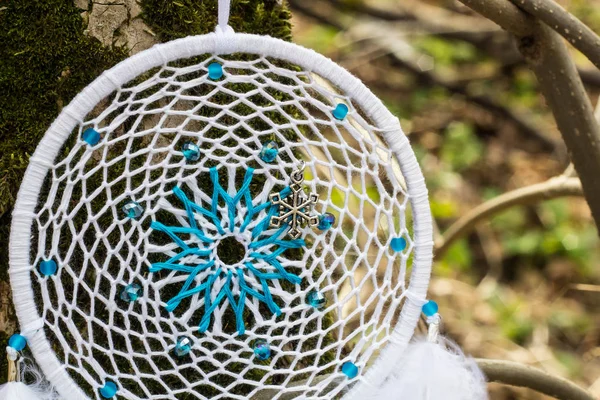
[150,167,304,335]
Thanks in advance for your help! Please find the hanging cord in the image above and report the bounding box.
[216,0,234,34]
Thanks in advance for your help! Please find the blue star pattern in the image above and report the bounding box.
[150,167,305,335]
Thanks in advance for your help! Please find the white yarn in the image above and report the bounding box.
[217,0,234,33]
[367,336,488,400]
[19,357,61,400]
[9,33,433,400]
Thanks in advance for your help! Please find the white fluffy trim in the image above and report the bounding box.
[366,337,488,400]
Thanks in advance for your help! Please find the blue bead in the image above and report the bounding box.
[332,103,349,120]
[259,141,279,163]
[422,300,439,317]
[122,201,143,219]
[39,259,57,276]
[8,334,27,351]
[208,62,224,80]
[253,340,271,361]
[306,290,327,310]
[390,237,407,252]
[99,381,118,398]
[182,142,201,161]
[174,336,192,357]
[120,283,142,302]
[341,361,359,379]
[82,128,101,146]
[317,213,335,231]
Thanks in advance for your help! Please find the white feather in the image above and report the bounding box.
[0,382,49,400]
[367,337,488,400]
[0,357,61,400]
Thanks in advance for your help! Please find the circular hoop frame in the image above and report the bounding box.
[9,32,433,399]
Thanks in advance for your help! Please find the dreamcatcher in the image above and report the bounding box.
[3,1,487,399]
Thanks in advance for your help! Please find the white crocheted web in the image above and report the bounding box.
[9,34,433,400]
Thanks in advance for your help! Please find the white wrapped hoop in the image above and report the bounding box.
[10,33,433,399]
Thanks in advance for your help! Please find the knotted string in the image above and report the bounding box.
[216,0,234,34]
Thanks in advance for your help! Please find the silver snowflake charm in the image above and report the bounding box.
[270,162,319,240]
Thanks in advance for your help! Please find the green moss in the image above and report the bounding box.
[0,327,9,384]
[141,0,292,42]
[0,1,128,216]
[0,0,128,384]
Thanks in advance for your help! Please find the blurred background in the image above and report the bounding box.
[1,0,599,398]
[287,0,600,398]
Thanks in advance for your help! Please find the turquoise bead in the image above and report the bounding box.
[82,128,101,146]
[422,300,439,317]
[306,290,327,310]
[182,142,201,161]
[208,62,224,80]
[332,103,349,120]
[99,381,118,398]
[317,213,335,231]
[120,284,142,302]
[174,336,192,357]
[8,334,27,351]
[39,259,57,276]
[253,340,271,361]
[259,141,279,163]
[390,237,407,252]
[341,361,359,378]
[122,201,143,219]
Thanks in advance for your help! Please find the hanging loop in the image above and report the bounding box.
[216,0,235,34]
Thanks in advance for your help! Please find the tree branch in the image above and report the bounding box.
[294,0,600,230]
[477,359,596,400]
[329,0,600,89]
[290,0,563,153]
[456,0,534,37]
[509,0,600,70]
[370,52,561,153]
[435,176,582,259]
[456,0,600,232]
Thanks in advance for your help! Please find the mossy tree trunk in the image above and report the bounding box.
[0,0,292,382]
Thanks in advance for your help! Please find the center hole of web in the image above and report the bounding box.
[216,236,247,266]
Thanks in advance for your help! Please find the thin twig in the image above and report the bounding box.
[340,0,600,89]
[294,0,600,229]
[569,283,600,292]
[475,224,503,296]
[328,0,496,32]
[289,0,344,30]
[290,0,562,153]
[454,0,534,37]
[477,359,596,400]
[435,177,583,259]
[321,0,600,91]
[326,0,505,48]
[457,0,600,232]
[356,29,562,153]
[509,0,600,70]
